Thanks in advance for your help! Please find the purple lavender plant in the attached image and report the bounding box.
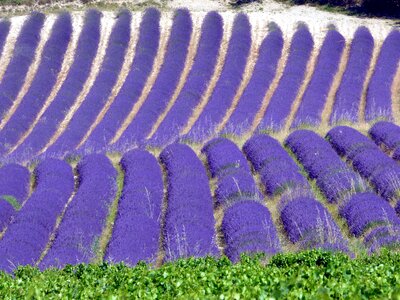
[369,121,400,151]
[83,8,161,151]
[0,12,72,156]
[223,23,283,135]
[258,23,314,131]
[11,9,101,162]
[115,9,192,149]
[147,11,223,147]
[105,150,163,266]
[0,164,30,230]
[280,197,347,251]
[221,200,280,262]
[364,225,400,253]
[47,10,131,157]
[0,158,74,272]
[41,154,117,269]
[340,192,400,237]
[366,30,400,122]
[160,143,218,261]
[292,28,345,127]
[330,27,374,124]
[0,12,45,119]
[201,138,250,178]
[184,13,251,142]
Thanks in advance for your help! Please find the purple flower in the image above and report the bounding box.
[105,149,163,266]
[221,200,280,262]
[148,11,223,147]
[366,30,400,121]
[160,144,218,261]
[369,121,400,151]
[12,9,101,161]
[330,27,374,124]
[293,28,345,127]
[0,12,72,156]
[258,24,314,131]
[41,154,117,269]
[185,13,251,142]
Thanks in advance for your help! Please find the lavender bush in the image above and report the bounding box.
[369,121,400,152]
[339,192,400,237]
[201,137,250,178]
[106,150,163,266]
[280,197,347,251]
[160,144,218,261]
[0,12,45,119]
[47,10,131,157]
[185,13,251,142]
[84,8,161,150]
[0,12,72,155]
[364,225,400,253]
[258,24,314,131]
[148,11,223,147]
[223,23,283,135]
[0,164,30,230]
[115,9,192,149]
[41,154,117,269]
[0,159,74,272]
[292,28,345,127]
[330,27,374,124]
[365,30,400,121]
[221,200,280,262]
[12,9,101,161]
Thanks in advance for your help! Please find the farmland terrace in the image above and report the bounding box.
[0,2,399,279]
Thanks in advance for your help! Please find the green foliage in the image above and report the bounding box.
[1,195,21,211]
[1,250,400,299]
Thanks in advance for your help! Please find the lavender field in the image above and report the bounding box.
[0,7,399,273]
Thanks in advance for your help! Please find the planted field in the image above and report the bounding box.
[0,6,399,290]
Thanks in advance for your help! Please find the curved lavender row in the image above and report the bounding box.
[12,10,101,161]
[148,11,223,147]
[115,9,192,148]
[48,10,131,156]
[0,12,45,118]
[365,225,400,253]
[326,126,400,201]
[0,13,72,155]
[0,159,74,272]
[160,143,218,261]
[243,134,309,197]
[84,8,160,151]
[285,130,367,204]
[106,150,163,266]
[221,201,280,262]
[339,192,400,237]
[0,164,30,230]
[223,24,283,135]
[369,121,400,152]
[258,24,314,131]
[185,13,251,142]
[330,27,374,124]
[202,138,260,207]
[41,154,117,269]
[366,30,400,121]
[202,137,250,178]
[214,171,262,207]
[0,20,10,56]
[281,197,347,251]
[292,28,345,127]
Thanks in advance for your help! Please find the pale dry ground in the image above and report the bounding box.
[8,13,84,155]
[0,15,55,130]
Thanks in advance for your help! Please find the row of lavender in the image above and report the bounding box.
[1,122,400,271]
[0,9,398,162]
